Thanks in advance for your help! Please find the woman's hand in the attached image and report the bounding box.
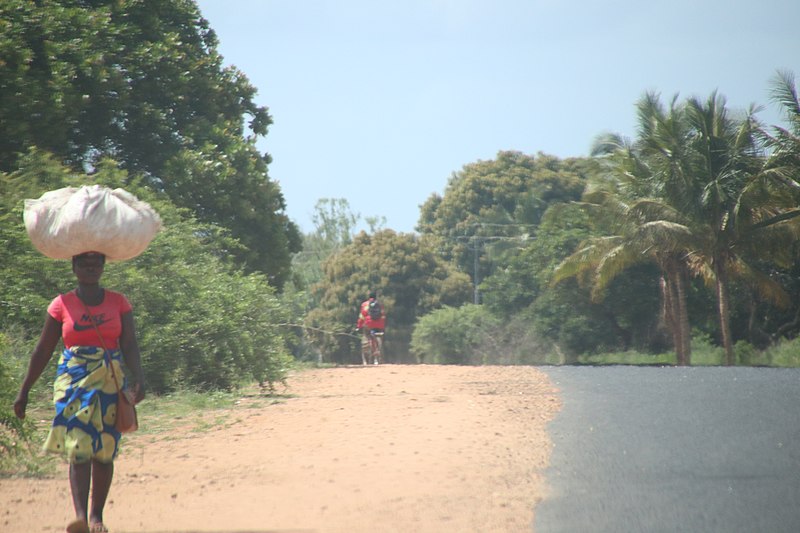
[13,390,29,420]
[131,381,145,404]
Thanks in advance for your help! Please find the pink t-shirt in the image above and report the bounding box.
[48,290,133,349]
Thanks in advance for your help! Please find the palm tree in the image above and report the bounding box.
[679,92,800,364]
[551,187,696,365]
[622,89,800,365]
[560,88,800,366]
[553,125,695,364]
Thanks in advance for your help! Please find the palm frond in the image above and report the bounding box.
[591,132,630,157]
[592,244,645,300]
[770,70,800,129]
[747,207,800,231]
[550,237,622,286]
[736,215,800,271]
[685,252,716,288]
[627,199,684,224]
[634,220,694,252]
[731,258,791,309]
[764,125,800,154]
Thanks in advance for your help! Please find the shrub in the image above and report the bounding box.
[0,330,56,476]
[764,337,800,367]
[411,305,500,364]
[689,333,727,366]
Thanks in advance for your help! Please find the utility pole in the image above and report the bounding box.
[472,236,480,304]
[456,235,484,305]
[458,227,535,306]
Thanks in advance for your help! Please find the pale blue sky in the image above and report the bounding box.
[195,0,800,234]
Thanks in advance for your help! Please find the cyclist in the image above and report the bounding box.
[356,291,386,364]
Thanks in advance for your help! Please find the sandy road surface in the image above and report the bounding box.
[1,365,560,533]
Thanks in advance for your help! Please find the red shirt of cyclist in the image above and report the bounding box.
[357,296,386,331]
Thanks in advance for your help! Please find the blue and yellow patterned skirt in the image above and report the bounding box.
[44,346,128,464]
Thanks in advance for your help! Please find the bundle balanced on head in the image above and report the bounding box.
[14,185,160,533]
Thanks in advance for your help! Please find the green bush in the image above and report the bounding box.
[734,340,767,366]
[0,330,56,477]
[689,333,727,366]
[764,337,800,367]
[108,224,294,392]
[479,312,561,365]
[411,305,500,364]
[412,305,571,366]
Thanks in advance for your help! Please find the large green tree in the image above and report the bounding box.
[417,151,591,294]
[0,0,299,285]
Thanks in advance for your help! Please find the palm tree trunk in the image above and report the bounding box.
[675,267,692,365]
[669,279,686,365]
[662,269,689,365]
[662,259,692,366]
[715,262,735,365]
[660,276,679,364]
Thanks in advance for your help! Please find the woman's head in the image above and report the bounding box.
[72,252,106,283]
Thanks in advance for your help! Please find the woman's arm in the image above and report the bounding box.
[119,310,146,403]
[13,314,62,419]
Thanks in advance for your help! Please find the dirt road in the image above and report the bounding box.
[1,365,560,533]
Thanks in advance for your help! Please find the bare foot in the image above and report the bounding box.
[66,519,90,533]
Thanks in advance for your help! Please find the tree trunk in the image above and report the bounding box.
[660,276,679,364]
[662,268,688,366]
[716,262,735,366]
[675,266,692,366]
[669,279,686,365]
[661,257,692,366]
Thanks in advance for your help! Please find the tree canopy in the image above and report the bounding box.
[417,151,593,290]
[0,0,300,285]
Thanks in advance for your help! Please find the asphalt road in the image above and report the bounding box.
[534,366,800,533]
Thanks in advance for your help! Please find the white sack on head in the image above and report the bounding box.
[24,184,162,261]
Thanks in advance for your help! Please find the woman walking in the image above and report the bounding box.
[13,251,145,533]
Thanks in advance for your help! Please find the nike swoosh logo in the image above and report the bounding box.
[74,320,107,331]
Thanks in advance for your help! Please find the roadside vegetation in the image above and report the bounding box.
[2,0,800,475]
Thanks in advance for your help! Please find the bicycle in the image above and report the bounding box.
[361,328,384,365]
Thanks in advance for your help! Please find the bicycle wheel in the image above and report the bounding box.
[361,336,371,365]
[372,333,383,364]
